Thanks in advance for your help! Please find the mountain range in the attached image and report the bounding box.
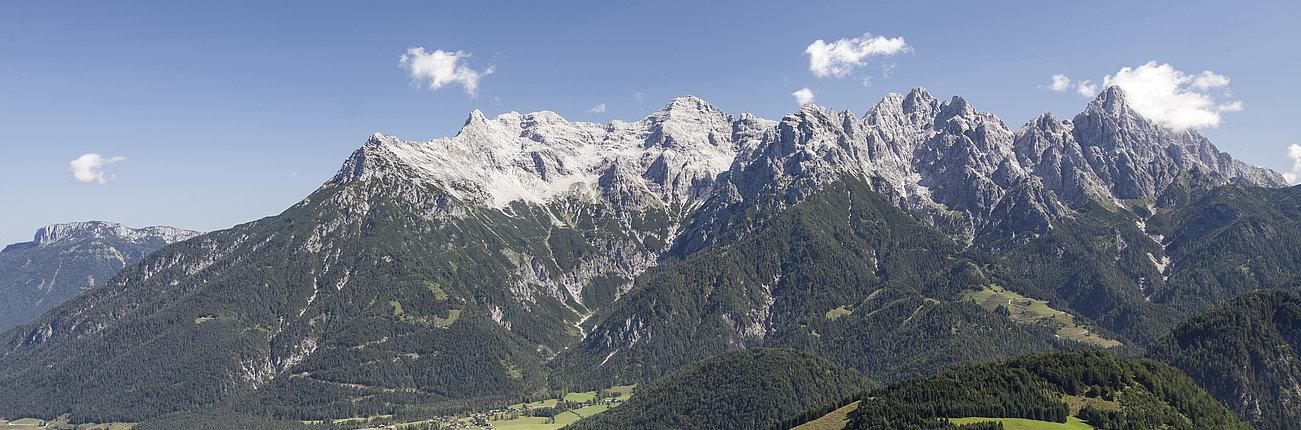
[0,221,199,331]
[1,87,1296,428]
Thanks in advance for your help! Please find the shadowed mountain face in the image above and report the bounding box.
[0,221,199,331]
[0,89,1293,426]
[1149,289,1301,430]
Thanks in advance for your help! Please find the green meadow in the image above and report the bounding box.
[948,416,1094,430]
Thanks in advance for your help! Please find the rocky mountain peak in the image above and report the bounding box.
[865,88,940,135]
[644,96,735,151]
[1087,85,1132,117]
[1065,86,1287,199]
[335,91,1284,245]
[29,221,200,247]
[335,98,759,213]
[1028,112,1065,129]
[938,95,975,120]
[655,95,720,116]
[903,87,938,113]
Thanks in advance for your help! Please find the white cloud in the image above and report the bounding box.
[1283,144,1301,185]
[861,75,874,87]
[634,92,643,102]
[1043,74,1097,96]
[1191,71,1230,90]
[1217,100,1244,112]
[399,47,492,96]
[881,63,897,78]
[588,103,607,113]
[1103,61,1241,130]
[1048,74,1072,92]
[69,153,126,184]
[806,33,910,78]
[1076,80,1098,97]
[792,87,815,106]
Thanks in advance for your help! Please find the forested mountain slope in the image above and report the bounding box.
[567,348,869,430]
[552,177,1068,386]
[843,350,1248,430]
[1146,182,1301,312]
[1149,289,1301,430]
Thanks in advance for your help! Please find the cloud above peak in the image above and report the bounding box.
[1044,62,1242,130]
[792,87,815,106]
[806,33,909,78]
[1283,144,1301,185]
[399,47,492,96]
[69,153,126,184]
[1047,74,1072,92]
[1104,61,1240,130]
[1075,80,1097,97]
[1043,74,1096,97]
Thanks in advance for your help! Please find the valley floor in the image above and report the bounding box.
[0,418,132,430]
[309,385,637,430]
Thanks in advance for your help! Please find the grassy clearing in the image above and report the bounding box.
[433,308,461,327]
[963,285,1120,348]
[489,404,612,430]
[948,416,1093,430]
[562,391,596,403]
[508,385,634,409]
[0,417,134,430]
[824,306,853,320]
[390,300,461,328]
[312,385,637,429]
[1063,395,1120,414]
[791,400,860,430]
[426,281,449,301]
[604,384,635,397]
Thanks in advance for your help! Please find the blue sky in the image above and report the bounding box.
[2,0,1298,244]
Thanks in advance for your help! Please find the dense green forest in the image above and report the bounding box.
[1146,181,1301,312]
[1148,289,1301,430]
[567,349,870,430]
[843,350,1248,430]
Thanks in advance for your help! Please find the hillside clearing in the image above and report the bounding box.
[948,417,1093,429]
[963,285,1120,348]
[791,400,860,430]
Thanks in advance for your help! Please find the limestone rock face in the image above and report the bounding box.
[335,88,1282,250]
[1017,87,1285,207]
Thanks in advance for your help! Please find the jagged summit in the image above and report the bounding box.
[1088,85,1131,115]
[339,91,1284,239]
[1018,85,1287,202]
[338,96,757,211]
[655,95,720,115]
